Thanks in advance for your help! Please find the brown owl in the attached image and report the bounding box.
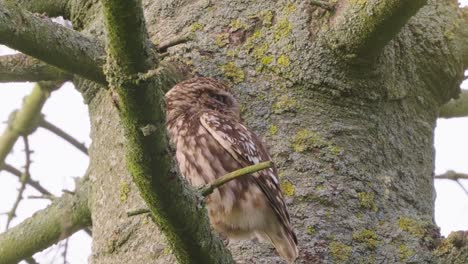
[166,77,298,263]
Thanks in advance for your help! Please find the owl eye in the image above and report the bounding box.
[209,92,227,104]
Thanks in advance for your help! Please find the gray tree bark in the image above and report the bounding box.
[66,0,467,263]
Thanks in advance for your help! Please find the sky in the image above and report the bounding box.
[0,1,468,263]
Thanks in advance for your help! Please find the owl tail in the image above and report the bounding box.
[265,225,299,263]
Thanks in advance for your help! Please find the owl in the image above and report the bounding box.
[166,77,298,263]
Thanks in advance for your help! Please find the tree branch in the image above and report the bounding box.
[5,136,33,230]
[435,170,468,196]
[39,118,88,155]
[0,54,71,83]
[0,2,106,84]
[322,0,427,59]
[0,179,91,264]
[1,163,52,196]
[0,81,61,168]
[439,90,468,118]
[4,0,71,18]
[100,0,233,263]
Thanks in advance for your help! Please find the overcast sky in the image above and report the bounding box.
[0,1,467,263]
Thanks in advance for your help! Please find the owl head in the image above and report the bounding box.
[166,77,241,121]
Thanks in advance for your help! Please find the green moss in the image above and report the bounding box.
[120,181,130,202]
[398,244,414,261]
[397,217,426,238]
[274,19,292,42]
[216,33,229,47]
[358,192,378,212]
[190,22,204,32]
[353,229,378,250]
[329,241,352,263]
[291,129,326,152]
[273,94,298,114]
[277,54,290,67]
[269,124,278,135]
[220,62,245,83]
[280,181,295,196]
[307,226,316,235]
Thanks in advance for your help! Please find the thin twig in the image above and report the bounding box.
[39,118,88,155]
[128,161,274,217]
[5,136,32,230]
[434,170,468,180]
[62,238,69,264]
[157,34,192,53]
[201,161,274,196]
[435,170,468,196]
[28,195,56,200]
[309,0,335,11]
[2,163,52,196]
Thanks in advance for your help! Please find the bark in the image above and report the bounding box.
[3,0,467,263]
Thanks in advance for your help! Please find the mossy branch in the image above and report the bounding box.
[0,179,91,264]
[201,161,274,196]
[3,0,71,18]
[0,81,61,168]
[439,90,468,118]
[0,54,71,83]
[0,2,107,84]
[322,0,427,59]
[100,0,233,263]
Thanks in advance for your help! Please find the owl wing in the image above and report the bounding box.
[200,111,293,229]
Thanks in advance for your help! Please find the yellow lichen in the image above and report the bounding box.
[215,33,229,47]
[353,229,378,250]
[221,62,245,83]
[397,217,427,238]
[261,56,274,66]
[277,54,290,67]
[283,3,297,14]
[273,94,298,113]
[307,226,316,235]
[398,244,414,261]
[269,124,278,135]
[291,129,326,152]
[120,181,130,202]
[280,181,295,196]
[191,22,204,32]
[358,192,377,212]
[329,241,352,263]
[274,19,292,42]
[230,19,248,31]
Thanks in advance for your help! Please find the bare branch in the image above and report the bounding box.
[0,179,91,264]
[0,3,106,84]
[201,161,274,196]
[39,118,88,155]
[100,0,233,262]
[435,171,468,180]
[439,90,468,118]
[0,81,61,168]
[2,163,52,196]
[0,54,71,83]
[5,136,32,230]
[435,170,468,196]
[322,0,427,59]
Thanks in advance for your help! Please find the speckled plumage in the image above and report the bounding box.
[166,77,298,263]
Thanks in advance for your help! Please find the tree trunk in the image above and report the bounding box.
[72,0,466,263]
